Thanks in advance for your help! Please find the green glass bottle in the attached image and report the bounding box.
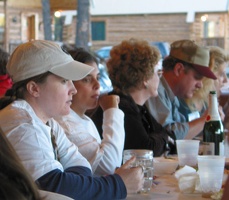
[202,91,224,155]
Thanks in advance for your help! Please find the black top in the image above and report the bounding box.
[91,91,176,157]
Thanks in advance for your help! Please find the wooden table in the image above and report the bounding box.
[126,175,206,200]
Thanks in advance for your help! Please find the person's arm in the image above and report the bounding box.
[185,107,224,139]
[55,113,102,171]
[96,107,125,175]
[50,119,92,170]
[124,112,169,157]
[146,94,189,139]
[36,166,127,200]
[92,100,169,157]
[185,114,206,139]
[56,97,124,175]
[37,156,144,200]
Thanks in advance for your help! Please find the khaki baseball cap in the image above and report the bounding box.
[169,39,217,80]
[7,40,94,83]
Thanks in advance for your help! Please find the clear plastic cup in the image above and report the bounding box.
[197,155,225,198]
[176,140,200,167]
[123,149,153,193]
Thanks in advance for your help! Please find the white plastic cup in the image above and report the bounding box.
[176,140,200,167]
[197,155,225,198]
[123,149,153,193]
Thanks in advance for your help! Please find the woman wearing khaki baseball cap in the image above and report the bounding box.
[0,40,144,199]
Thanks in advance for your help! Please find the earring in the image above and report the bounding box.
[145,84,148,89]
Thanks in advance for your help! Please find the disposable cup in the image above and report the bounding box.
[176,140,200,167]
[197,155,225,198]
[123,149,153,193]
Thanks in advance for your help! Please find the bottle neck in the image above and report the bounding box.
[207,93,220,121]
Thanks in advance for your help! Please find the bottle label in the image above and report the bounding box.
[202,142,215,155]
[206,114,221,122]
[220,142,225,156]
[202,142,224,156]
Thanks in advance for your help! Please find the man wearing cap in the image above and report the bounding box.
[146,39,217,140]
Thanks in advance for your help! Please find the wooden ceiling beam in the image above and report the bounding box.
[50,0,77,11]
[5,0,77,11]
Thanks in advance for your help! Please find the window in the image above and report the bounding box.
[91,21,105,41]
[201,14,225,38]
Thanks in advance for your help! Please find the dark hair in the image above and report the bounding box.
[163,56,194,72]
[0,128,43,200]
[0,72,51,109]
[68,48,99,66]
[0,48,9,75]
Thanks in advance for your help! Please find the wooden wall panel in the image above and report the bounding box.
[50,0,77,11]
[7,0,77,10]
[89,14,191,50]
[7,0,41,8]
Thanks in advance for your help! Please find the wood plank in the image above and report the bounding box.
[50,0,77,11]
[7,0,77,10]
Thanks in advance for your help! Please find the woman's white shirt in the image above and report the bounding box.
[56,108,125,175]
[0,100,91,181]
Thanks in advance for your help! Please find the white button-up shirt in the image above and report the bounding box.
[0,100,91,181]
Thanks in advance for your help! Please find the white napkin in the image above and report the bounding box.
[174,165,201,193]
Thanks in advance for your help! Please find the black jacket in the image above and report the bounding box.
[91,91,176,157]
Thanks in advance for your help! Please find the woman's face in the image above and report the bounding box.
[33,74,77,122]
[146,64,161,98]
[214,62,228,93]
[72,61,100,115]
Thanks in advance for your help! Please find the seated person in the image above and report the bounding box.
[91,38,176,157]
[145,39,217,139]
[0,127,73,200]
[0,40,144,200]
[179,45,228,124]
[56,48,125,175]
[0,47,12,97]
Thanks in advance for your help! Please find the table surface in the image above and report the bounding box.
[126,175,205,200]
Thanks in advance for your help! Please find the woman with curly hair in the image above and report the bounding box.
[91,38,176,157]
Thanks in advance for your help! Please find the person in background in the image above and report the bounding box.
[0,47,12,97]
[145,39,218,140]
[91,38,176,157]
[56,48,125,175]
[0,40,144,200]
[178,45,228,123]
[206,46,229,132]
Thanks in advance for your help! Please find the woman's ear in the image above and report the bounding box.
[26,81,40,97]
[173,63,184,77]
[143,80,148,89]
